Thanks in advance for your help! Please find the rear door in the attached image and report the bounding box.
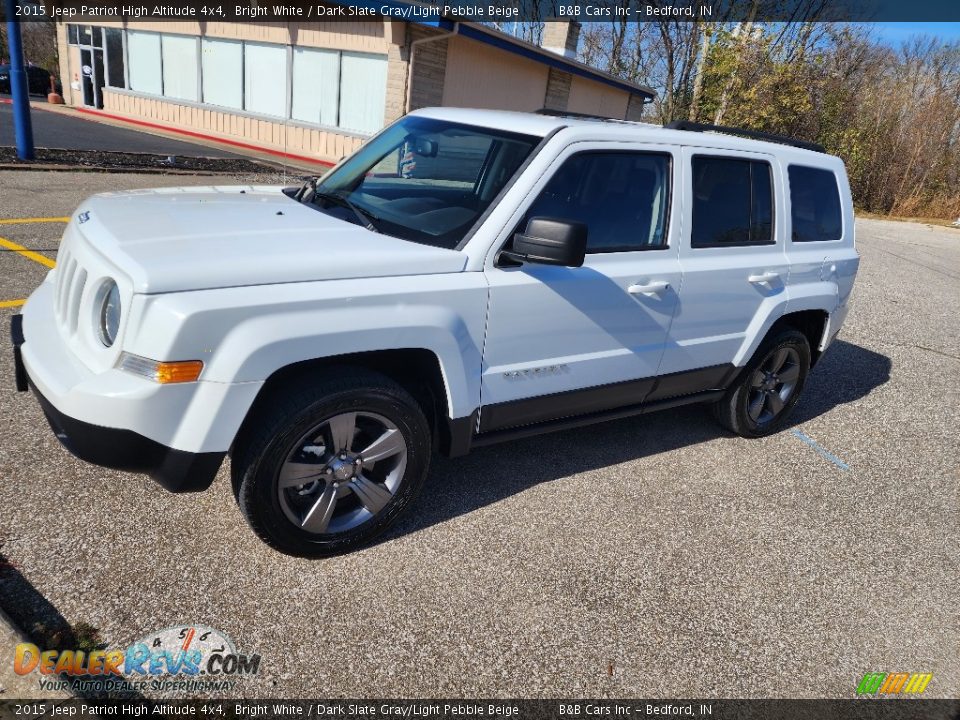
[656,147,789,394]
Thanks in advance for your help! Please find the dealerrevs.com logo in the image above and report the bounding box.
[14,625,260,694]
[856,672,933,696]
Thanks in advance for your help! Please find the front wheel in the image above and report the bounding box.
[713,328,811,438]
[232,368,431,557]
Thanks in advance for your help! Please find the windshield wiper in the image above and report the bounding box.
[310,189,382,233]
[293,177,318,202]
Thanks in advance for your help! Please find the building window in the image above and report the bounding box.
[291,47,339,126]
[104,28,125,88]
[789,165,843,242]
[67,24,80,45]
[161,34,198,102]
[93,27,388,135]
[691,157,774,247]
[201,38,243,110]
[338,52,387,134]
[127,31,162,96]
[243,42,287,118]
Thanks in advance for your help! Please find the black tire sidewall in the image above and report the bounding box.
[730,329,811,438]
[239,383,430,557]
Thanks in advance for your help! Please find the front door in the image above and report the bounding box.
[80,48,95,107]
[480,144,682,433]
[92,48,105,109]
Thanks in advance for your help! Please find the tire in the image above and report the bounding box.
[712,328,811,438]
[232,367,431,557]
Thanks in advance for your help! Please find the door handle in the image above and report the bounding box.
[748,271,780,285]
[628,280,670,296]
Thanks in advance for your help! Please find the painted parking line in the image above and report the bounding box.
[791,429,851,471]
[0,299,26,308]
[0,237,56,269]
[0,217,70,225]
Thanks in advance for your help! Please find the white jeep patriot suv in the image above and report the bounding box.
[12,108,859,556]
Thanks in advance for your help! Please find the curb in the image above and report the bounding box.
[0,163,266,175]
[0,606,73,699]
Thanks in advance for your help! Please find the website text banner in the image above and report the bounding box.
[9,0,960,23]
[2,700,960,720]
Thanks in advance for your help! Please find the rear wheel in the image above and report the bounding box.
[232,368,431,557]
[713,328,810,438]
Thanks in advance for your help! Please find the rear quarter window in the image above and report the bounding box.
[789,165,843,242]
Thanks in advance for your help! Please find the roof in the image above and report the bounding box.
[328,0,656,99]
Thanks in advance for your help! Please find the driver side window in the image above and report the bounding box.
[520,150,672,253]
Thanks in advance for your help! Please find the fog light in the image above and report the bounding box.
[118,353,203,384]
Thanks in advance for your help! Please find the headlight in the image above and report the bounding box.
[96,279,121,347]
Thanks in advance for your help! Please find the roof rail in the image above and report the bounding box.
[536,108,620,122]
[664,120,825,153]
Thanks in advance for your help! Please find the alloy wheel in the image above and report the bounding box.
[746,347,801,426]
[276,411,407,535]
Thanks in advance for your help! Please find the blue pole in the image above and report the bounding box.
[4,0,35,160]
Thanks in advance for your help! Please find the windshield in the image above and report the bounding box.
[308,116,540,249]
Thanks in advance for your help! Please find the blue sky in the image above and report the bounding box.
[869,23,960,45]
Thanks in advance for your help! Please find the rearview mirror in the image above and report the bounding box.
[411,137,438,157]
[502,217,587,267]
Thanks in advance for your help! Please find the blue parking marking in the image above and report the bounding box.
[790,429,851,471]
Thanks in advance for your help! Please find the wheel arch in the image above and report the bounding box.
[233,348,472,459]
[771,309,829,366]
[734,300,832,369]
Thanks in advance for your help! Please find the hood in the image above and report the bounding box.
[74,186,467,294]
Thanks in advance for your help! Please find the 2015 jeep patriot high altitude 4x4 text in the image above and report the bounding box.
[12,108,859,556]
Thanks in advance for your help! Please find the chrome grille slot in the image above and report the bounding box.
[66,268,87,335]
[57,257,77,323]
[54,247,70,316]
[54,252,65,306]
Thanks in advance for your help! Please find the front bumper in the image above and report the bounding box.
[12,312,225,492]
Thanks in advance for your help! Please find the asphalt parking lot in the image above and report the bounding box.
[0,169,957,699]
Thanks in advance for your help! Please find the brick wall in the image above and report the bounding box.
[408,25,449,110]
[543,68,572,112]
[383,39,409,124]
[625,94,647,122]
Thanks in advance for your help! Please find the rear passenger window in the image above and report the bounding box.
[520,151,672,252]
[789,165,842,242]
[691,157,773,247]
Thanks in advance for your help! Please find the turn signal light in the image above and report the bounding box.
[155,360,204,384]
[118,353,203,384]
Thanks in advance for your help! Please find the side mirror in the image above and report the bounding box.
[502,217,587,268]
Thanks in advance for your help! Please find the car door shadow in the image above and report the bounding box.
[386,339,891,540]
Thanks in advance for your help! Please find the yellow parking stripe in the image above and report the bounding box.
[0,217,70,225]
[0,299,26,308]
[0,237,56,269]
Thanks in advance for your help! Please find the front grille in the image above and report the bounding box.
[54,245,88,336]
